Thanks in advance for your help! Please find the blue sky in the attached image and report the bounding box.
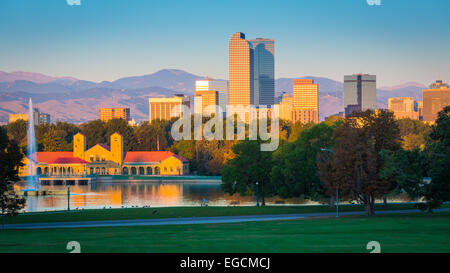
[0,0,449,86]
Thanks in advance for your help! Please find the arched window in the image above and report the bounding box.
[139,167,145,175]
[101,167,106,175]
[154,166,160,175]
[131,167,137,175]
[147,167,152,175]
[123,167,129,175]
[95,167,100,174]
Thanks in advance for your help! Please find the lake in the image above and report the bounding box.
[15,180,320,212]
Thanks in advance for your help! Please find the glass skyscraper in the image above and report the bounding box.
[343,74,377,117]
[249,38,275,106]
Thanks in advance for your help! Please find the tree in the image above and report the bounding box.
[396,118,432,150]
[80,120,107,148]
[287,121,304,142]
[420,106,450,210]
[318,110,401,216]
[0,127,26,219]
[349,109,401,206]
[318,124,379,216]
[271,123,335,200]
[105,118,136,152]
[379,148,428,200]
[55,121,80,146]
[40,127,70,152]
[221,140,273,205]
[6,119,27,147]
[134,122,154,151]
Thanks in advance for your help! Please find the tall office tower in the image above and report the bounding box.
[195,78,228,112]
[343,74,377,117]
[422,80,450,122]
[388,97,418,120]
[195,90,219,115]
[279,93,294,121]
[249,38,274,106]
[229,32,254,107]
[148,94,191,121]
[292,79,319,124]
[99,107,131,122]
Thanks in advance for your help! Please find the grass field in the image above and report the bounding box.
[1,212,450,253]
[5,203,444,225]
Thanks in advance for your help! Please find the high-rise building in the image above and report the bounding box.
[9,108,50,125]
[148,94,190,121]
[278,93,294,121]
[343,74,377,117]
[249,38,274,106]
[388,97,418,120]
[99,107,131,122]
[195,90,218,115]
[292,79,319,124]
[195,78,228,112]
[422,80,450,122]
[38,112,51,124]
[229,32,254,107]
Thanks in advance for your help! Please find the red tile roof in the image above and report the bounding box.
[123,151,188,163]
[32,152,74,163]
[48,157,89,164]
[30,152,88,164]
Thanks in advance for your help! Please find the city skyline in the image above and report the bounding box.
[1,0,449,87]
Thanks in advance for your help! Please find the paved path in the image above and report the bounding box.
[4,208,450,230]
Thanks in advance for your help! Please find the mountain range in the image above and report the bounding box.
[0,69,427,124]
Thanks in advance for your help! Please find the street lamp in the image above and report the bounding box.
[67,185,71,211]
[256,182,259,207]
[320,148,339,218]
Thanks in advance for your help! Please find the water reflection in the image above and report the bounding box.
[15,181,415,212]
[16,181,279,212]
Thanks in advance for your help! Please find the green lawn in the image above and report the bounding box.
[5,203,443,225]
[1,212,450,253]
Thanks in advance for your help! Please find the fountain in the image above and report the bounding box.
[26,98,38,191]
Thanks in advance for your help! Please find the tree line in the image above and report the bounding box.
[1,108,445,216]
[222,107,449,216]
[3,115,305,176]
